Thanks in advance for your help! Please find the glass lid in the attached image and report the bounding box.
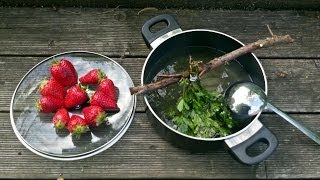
[10,51,136,160]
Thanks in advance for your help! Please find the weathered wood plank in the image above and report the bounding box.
[0,5,319,180]
[0,0,319,10]
[2,112,320,179]
[0,8,319,58]
[260,58,320,113]
[1,57,319,113]
[260,114,320,179]
[0,112,265,179]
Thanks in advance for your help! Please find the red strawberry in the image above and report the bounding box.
[90,90,118,110]
[97,78,117,101]
[39,77,66,99]
[67,115,88,138]
[50,59,78,87]
[64,84,88,109]
[36,96,64,113]
[52,108,70,129]
[79,69,106,85]
[82,105,106,126]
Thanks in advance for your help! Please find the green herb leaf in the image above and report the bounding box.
[177,98,185,112]
[168,76,235,138]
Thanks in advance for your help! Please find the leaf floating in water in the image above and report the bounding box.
[221,71,229,78]
[216,84,224,93]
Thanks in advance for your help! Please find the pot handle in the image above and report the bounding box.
[224,120,278,165]
[142,14,182,48]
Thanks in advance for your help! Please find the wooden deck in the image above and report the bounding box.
[0,6,320,179]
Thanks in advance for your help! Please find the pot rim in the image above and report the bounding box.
[142,29,268,141]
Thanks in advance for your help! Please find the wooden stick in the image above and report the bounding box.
[130,34,294,95]
[199,34,294,77]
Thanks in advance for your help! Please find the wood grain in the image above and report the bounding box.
[0,112,265,179]
[1,57,319,113]
[0,7,319,179]
[2,112,320,178]
[0,0,319,10]
[261,58,320,113]
[0,8,319,58]
[260,114,320,179]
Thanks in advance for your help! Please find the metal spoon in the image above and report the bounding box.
[225,81,320,145]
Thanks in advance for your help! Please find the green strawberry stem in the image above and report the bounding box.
[54,120,66,129]
[97,69,106,82]
[51,59,59,66]
[35,99,42,112]
[39,78,48,90]
[96,112,107,126]
[79,83,88,91]
[72,125,88,139]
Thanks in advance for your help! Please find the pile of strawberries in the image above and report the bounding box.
[35,59,119,138]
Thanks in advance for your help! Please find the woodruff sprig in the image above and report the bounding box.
[167,61,234,138]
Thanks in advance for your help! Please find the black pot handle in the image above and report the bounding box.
[225,120,278,165]
[142,14,181,48]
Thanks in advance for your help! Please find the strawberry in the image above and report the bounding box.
[82,105,106,126]
[90,90,118,110]
[36,96,64,113]
[64,84,88,109]
[50,59,78,87]
[97,78,117,101]
[79,69,106,85]
[52,108,70,129]
[39,77,66,99]
[67,115,88,138]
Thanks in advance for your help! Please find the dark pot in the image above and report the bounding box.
[141,14,278,165]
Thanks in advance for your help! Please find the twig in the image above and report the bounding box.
[132,77,181,95]
[137,7,158,15]
[157,74,183,78]
[101,5,121,14]
[267,24,274,36]
[129,34,294,95]
[198,34,294,77]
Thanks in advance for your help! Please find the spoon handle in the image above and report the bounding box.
[267,103,320,145]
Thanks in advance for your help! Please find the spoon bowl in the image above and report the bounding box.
[225,81,267,120]
[225,81,320,145]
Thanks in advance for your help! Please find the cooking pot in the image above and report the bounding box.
[141,14,278,165]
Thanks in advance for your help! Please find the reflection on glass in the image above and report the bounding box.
[11,52,135,158]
